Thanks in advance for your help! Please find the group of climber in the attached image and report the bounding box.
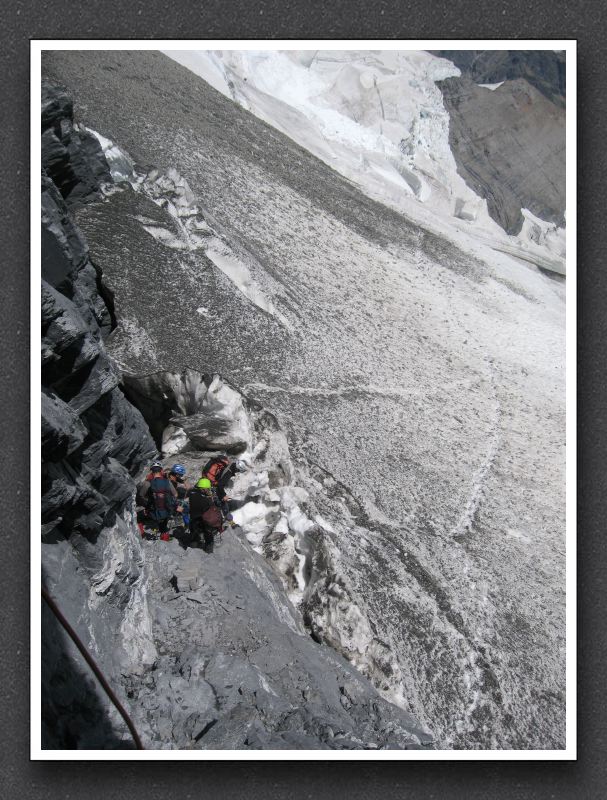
[136,455,246,553]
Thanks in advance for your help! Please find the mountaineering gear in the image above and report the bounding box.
[187,479,226,552]
[202,455,240,506]
[146,474,177,521]
[234,460,247,472]
[144,461,167,483]
[202,455,231,486]
[168,468,189,500]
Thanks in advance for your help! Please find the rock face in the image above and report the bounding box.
[41,93,156,539]
[430,50,566,108]
[41,84,158,747]
[435,75,566,235]
[42,81,112,206]
[128,536,431,750]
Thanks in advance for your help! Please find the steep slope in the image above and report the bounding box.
[39,82,432,751]
[41,83,158,746]
[42,50,566,750]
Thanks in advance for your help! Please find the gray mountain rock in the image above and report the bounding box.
[430,49,566,108]
[42,80,111,206]
[41,84,158,747]
[436,76,565,234]
[128,535,431,750]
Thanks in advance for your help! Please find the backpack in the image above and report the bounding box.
[188,487,223,530]
[202,456,230,486]
[201,505,223,530]
[147,476,175,520]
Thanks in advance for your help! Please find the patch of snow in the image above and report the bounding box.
[204,236,289,324]
[83,125,135,182]
[232,500,277,546]
[505,528,532,544]
[314,515,335,532]
[478,81,505,91]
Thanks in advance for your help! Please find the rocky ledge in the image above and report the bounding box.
[129,534,431,750]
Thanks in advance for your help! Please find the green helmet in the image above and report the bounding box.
[195,477,212,489]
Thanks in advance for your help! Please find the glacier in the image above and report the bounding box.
[164,48,566,276]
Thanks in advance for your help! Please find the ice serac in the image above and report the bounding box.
[163,48,566,274]
[435,75,566,235]
[42,51,565,750]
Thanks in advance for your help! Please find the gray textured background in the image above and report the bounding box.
[3,0,603,796]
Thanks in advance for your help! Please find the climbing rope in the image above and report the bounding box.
[41,584,144,750]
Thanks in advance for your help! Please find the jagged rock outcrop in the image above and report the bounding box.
[42,81,112,206]
[41,84,157,747]
[41,162,155,538]
[435,76,565,234]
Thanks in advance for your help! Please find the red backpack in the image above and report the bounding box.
[202,456,230,486]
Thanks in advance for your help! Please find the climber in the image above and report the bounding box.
[168,463,188,495]
[168,463,189,499]
[167,463,190,541]
[186,477,225,554]
[140,461,178,538]
[200,455,247,514]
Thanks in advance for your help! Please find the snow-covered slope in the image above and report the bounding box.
[164,49,566,275]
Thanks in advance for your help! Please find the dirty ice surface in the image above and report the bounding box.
[164,49,566,275]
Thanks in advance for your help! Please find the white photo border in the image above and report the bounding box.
[31,38,577,761]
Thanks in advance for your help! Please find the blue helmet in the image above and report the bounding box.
[171,464,186,477]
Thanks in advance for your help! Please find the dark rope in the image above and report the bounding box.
[41,584,144,750]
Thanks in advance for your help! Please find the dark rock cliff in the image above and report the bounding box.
[41,82,158,747]
[41,82,156,541]
[435,73,565,235]
[430,50,566,108]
